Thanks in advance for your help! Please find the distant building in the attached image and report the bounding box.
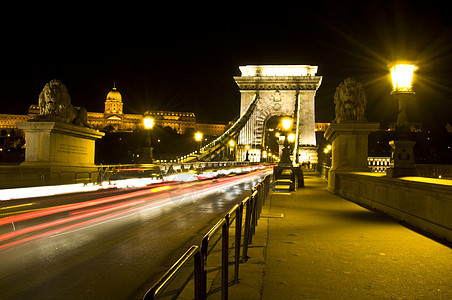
[0,84,227,136]
[146,110,197,135]
[315,123,330,132]
[0,114,29,129]
[368,157,391,173]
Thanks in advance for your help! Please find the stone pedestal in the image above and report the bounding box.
[16,121,104,185]
[324,122,380,193]
[386,140,417,177]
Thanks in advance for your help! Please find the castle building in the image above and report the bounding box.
[87,85,227,135]
[87,85,144,132]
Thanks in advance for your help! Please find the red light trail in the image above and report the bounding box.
[0,169,271,250]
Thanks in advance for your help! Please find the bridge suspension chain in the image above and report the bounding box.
[180,94,260,162]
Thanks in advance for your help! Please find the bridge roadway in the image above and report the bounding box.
[0,169,270,299]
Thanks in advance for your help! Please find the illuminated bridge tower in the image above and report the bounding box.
[234,65,322,164]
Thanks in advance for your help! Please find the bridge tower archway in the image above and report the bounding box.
[234,65,323,163]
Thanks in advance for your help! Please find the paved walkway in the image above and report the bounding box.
[229,174,452,299]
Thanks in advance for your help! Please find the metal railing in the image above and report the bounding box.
[143,174,271,300]
[143,245,203,299]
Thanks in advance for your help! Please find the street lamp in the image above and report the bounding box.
[390,63,416,93]
[387,61,418,177]
[279,117,293,166]
[140,112,154,163]
[244,144,250,162]
[262,150,267,163]
[228,139,235,161]
[323,144,332,154]
[195,132,203,142]
[390,62,417,139]
[282,118,292,130]
[195,132,203,154]
[143,114,154,130]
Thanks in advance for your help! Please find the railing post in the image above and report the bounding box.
[194,250,203,300]
[234,203,243,283]
[222,216,229,300]
[250,190,258,240]
[242,197,252,262]
[201,237,208,298]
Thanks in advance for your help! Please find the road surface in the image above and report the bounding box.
[0,168,270,299]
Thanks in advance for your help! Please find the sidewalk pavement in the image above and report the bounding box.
[229,174,452,299]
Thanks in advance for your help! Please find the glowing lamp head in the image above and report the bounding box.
[324,145,332,153]
[287,133,295,142]
[282,118,292,130]
[143,114,154,129]
[229,140,235,147]
[194,132,203,141]
[390,62,417,93]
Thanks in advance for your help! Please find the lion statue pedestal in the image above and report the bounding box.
[16,121,104,185]
[324,122,379,193]
[324,78,379,194]
[15,80,104,186]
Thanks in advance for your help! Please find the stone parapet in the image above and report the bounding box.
[334,172,452,243]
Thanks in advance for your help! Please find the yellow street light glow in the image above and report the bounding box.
[324,145,332,153]
[282,118,292,130]
[390,63,417,93]
[194,132,203,141]
[143,114,154,129]
[287,133,295,142]
[229,140,235,147]
[245,145,250,150]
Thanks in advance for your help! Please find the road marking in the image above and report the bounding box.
[0,203,35,210]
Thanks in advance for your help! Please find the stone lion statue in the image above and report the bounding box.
[33,79,90,127]
[333,78,367,123]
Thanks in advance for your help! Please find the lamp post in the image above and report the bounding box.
[141,112,154,163]
[387,62,417,177]
[279,118,293,166]
[323,144,332,167]
[195,132,203,154]
[244,144,250,162]
[228,139,235,161]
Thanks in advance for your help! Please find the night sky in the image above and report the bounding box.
[3,1,452,129]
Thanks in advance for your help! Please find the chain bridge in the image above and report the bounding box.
[181,65,322,164]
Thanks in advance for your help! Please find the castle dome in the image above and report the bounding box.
[106,84,122,101]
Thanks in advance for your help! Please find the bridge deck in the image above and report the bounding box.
[229,173,452,299]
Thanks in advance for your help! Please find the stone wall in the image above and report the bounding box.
[333,172,452,243]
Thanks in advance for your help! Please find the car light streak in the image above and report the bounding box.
[0,183,104,201]
[0,203,35,211]
[0,191,186,250]
[0,183,176,226]
[0,168,272,250]
[0,200,147,244]
[0,178,164,201]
